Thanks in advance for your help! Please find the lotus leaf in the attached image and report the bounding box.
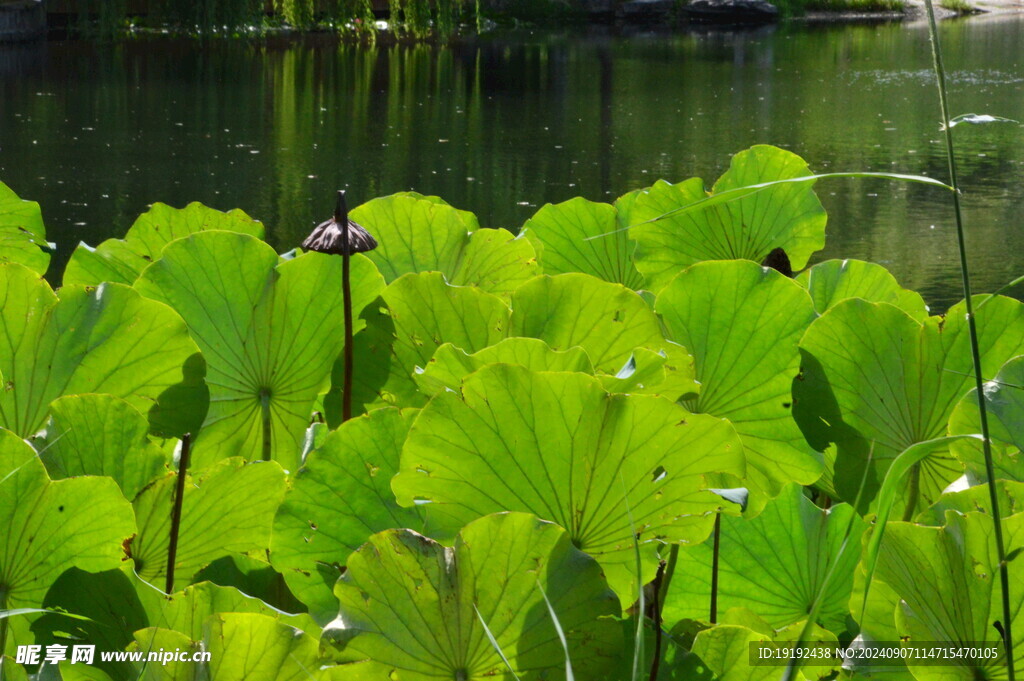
[948,355,1024,483]
[271,407,425,621]
[509,272,684,377]
[0,263,198,439]
[64,202,264,286]
[34,568,317,680]
[798,296,1024,513]
[350,192,537,297]
[392,364,744,603]
[38,394,170,500]
[692,618,839,681]
[0,429,135,615]
[326,513,622,681]
[795,259,928,320]
[204,613,325,681]
[871,511,1024,679]
[413,338,594,397]
[0,181,49,276]
[656,260,822,506]
[626,145,826,291]
[130,458,286,591]
[521,197,644,288]
[326,272,510,419]
[135,231,385,470]
[663,484,865,635]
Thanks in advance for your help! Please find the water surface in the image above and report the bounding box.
[2,18,1023,309]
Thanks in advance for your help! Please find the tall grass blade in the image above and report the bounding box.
[923,2,1017,676]
[856,435,979,624]
[474,604,523,681]
[584,171,953,241]
[536,580,575,681]
[975,273,1024,310]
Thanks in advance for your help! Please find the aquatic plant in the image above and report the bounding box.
[1,143,1022,680]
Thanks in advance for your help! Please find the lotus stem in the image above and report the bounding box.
[166,433,191,594]
[710,513,721,624]
[649,560,666,681]
[341,195,354,423]
[923,2,1015,676]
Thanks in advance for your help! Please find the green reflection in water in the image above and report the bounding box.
[1,18,1023,309]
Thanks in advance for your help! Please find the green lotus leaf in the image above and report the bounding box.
[663,484,866,635]
[0,263,199,439]
[193,554,305,615]
[795,259,928,320]
[414,338,594,397]
[326,512,622,681]
[130,627,200,681]
[917,480,1024,525]
[328,272,510,420]
[798,296,1024,514]
[598,344,701,401]
[135,231,385,470]
[130,613,327,681]
[38,394,170,500]
[130,458,286,591]
[404,192,481,231]
[392,364,744,604]
[691,621,838,681]
[656,260,822,506]
[205,613,326,681]
[510,272,681,376]
[58,664,115,681]
[871,511,1024,680]
[271,407,425,621]
[350,192,537,298]
[0,429,135,614]
[949,355,1024,483]
[33,567,317,680]
[0,181,49,276]
[626,145,826,292]
[64,202,264,286]
[521,197,643,288]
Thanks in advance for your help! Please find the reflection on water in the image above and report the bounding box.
[1,18,1023,310]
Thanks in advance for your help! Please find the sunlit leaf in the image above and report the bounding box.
[625,145,827,292]
[0,181,49,276]
[64,202,264,286]
[521,197,643,288]
[135,231,385,470]
[664,484,865,635]
[870,511,1024,679]
[0,263,198,439]
[325,513,622,681]
[0,429,135,614]
[798,296,1024,514]
[656,260,822,507]
[948,354,1024,483]
[795,259,927,320]
[350,192,537,298]
[271,408,424,621]
[130,458,286,592]
[37,394,170,501]
[393,364,744,604]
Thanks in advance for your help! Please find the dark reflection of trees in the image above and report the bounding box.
[1,21,1023,307]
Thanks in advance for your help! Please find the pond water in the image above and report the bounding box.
[2,17,1023,310]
